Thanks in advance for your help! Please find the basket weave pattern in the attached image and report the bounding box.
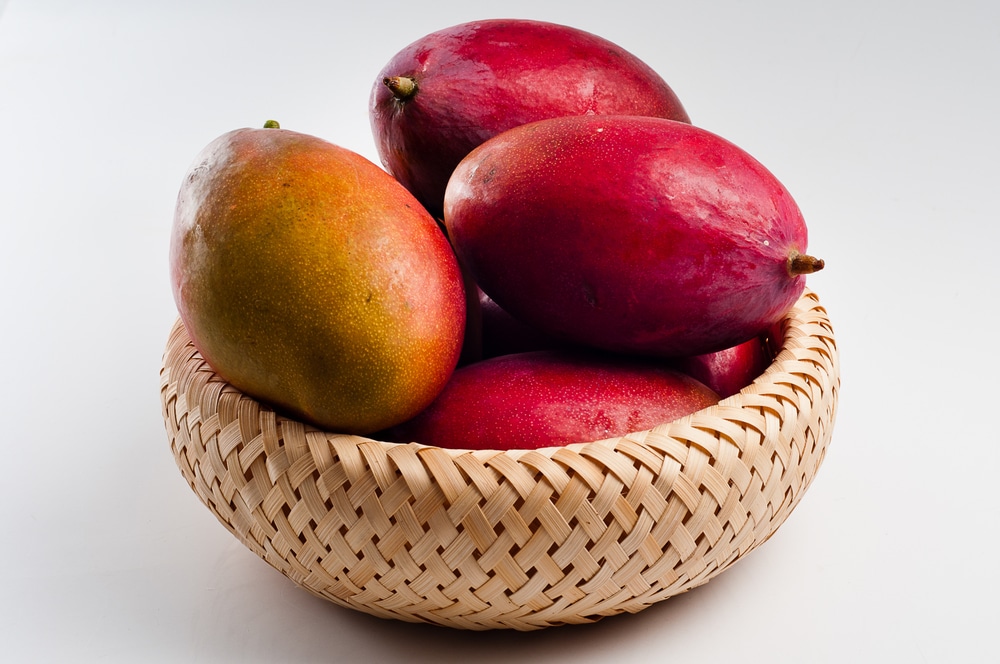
[160,289,838,630]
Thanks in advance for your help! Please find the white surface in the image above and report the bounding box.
[2,1,997,661]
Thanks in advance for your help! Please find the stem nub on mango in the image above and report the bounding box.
[788,252,825,276]
[383,76,418,101]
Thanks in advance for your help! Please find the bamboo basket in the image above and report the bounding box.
[160,288,839,631]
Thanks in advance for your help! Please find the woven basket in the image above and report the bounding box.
[160,288,838,631]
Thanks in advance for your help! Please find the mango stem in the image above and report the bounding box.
[787,252,825,275]
[384,76,418,101]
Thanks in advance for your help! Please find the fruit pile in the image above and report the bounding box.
[169,19,824,451]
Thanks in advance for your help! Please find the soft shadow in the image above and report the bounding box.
[322,578,737,664]
[180,524,774,663]
[258,569,737,664]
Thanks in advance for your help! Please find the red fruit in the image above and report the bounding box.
[369,18,689,218]
[379,350,720,450]
[444,114,824,358]
[669,336,774,399]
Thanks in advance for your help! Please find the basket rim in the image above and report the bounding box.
[161,287,837,460]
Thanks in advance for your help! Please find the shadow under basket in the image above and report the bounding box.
[160,288,839,631]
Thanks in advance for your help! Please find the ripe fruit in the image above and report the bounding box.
[169,122,465,434]
[369,18,690,218]
[379,350,720,450]
[669,336,773,399]
[444,114,824,359]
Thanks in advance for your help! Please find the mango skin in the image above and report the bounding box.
[170,126,466,434]
[477,289,774,397]
[668,336,774,399]
[370,18,690,219]
[444,114,812,358]
[379,350,720,450]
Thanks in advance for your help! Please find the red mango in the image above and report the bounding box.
[444,114,824,359]
[379,350,720,450]
[669,336,774,399]
[370,19,689,218]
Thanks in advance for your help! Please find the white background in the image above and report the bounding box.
[2,0,997,661]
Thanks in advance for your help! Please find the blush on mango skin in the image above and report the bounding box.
[369,18,690,219]
[378,350,720,451]
[444,114,823,359]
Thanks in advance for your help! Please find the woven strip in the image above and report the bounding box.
[160,289,839,630]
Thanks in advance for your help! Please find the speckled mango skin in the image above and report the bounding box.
[170,126,466,434]
[444,114,812,358]
[379,350,720,450]
[369,18,690,219]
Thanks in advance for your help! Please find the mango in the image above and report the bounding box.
[369,19,689,218]
[668,336,774,398]
[169,123,465,434]
[444,114,824,358]
[379,350,720,450]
